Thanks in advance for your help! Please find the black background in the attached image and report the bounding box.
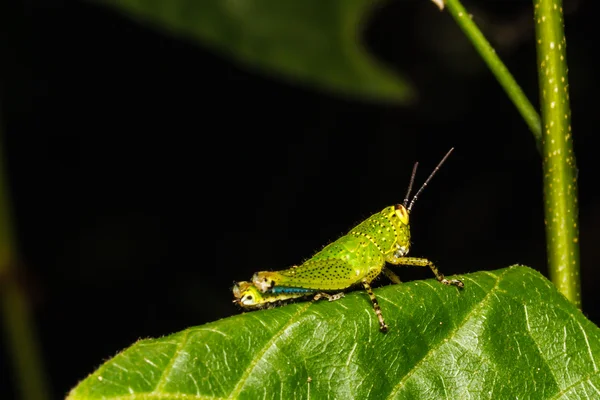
[2,0,599,398]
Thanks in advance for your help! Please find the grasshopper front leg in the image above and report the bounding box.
[394,257,464,288]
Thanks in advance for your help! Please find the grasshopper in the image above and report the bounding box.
[251,148,463,332]
[233,267,404,310]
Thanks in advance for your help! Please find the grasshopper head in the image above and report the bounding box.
[252,271,276,292]
[232,281,263,308]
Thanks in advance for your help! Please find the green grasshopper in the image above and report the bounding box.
[251,148,463,332]
[233,267,404,310]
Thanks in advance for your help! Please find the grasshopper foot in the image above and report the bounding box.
[313,292,345,302]
[442,278,464,288]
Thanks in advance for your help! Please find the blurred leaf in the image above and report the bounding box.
[96,0,413,102]
[68,266,600,398]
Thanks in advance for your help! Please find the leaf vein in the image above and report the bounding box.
[385,268,509,399]
[228,302,314,398]
[549,368,600,399]
[153,329,192,393]
[576,319,598,372]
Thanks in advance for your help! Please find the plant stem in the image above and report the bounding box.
[443,0,542,150]
[0,115,51,399]
[533,0,581,307]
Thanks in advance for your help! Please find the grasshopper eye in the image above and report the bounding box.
[242,294,255,305]
[394,205,409,225]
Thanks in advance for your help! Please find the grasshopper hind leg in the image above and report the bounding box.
[361,279,388,332]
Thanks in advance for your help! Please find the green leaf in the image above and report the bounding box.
[95,0,413,102]
[68,266,600,399]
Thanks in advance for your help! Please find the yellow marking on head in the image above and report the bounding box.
[395,205,410,225]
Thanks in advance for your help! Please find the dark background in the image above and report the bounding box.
[2,0,599,398]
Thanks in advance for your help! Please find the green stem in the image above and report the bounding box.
[443,0,543,150]
[0,114,51,399]
[440,0,581,306]
[533,0,581,307]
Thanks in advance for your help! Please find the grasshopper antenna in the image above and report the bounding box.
[408,147,454,212]
[402,162,419,208]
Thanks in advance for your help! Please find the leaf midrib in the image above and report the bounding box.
[154,330,191,393]
[228,301,315,398]
[384,269,506,398]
